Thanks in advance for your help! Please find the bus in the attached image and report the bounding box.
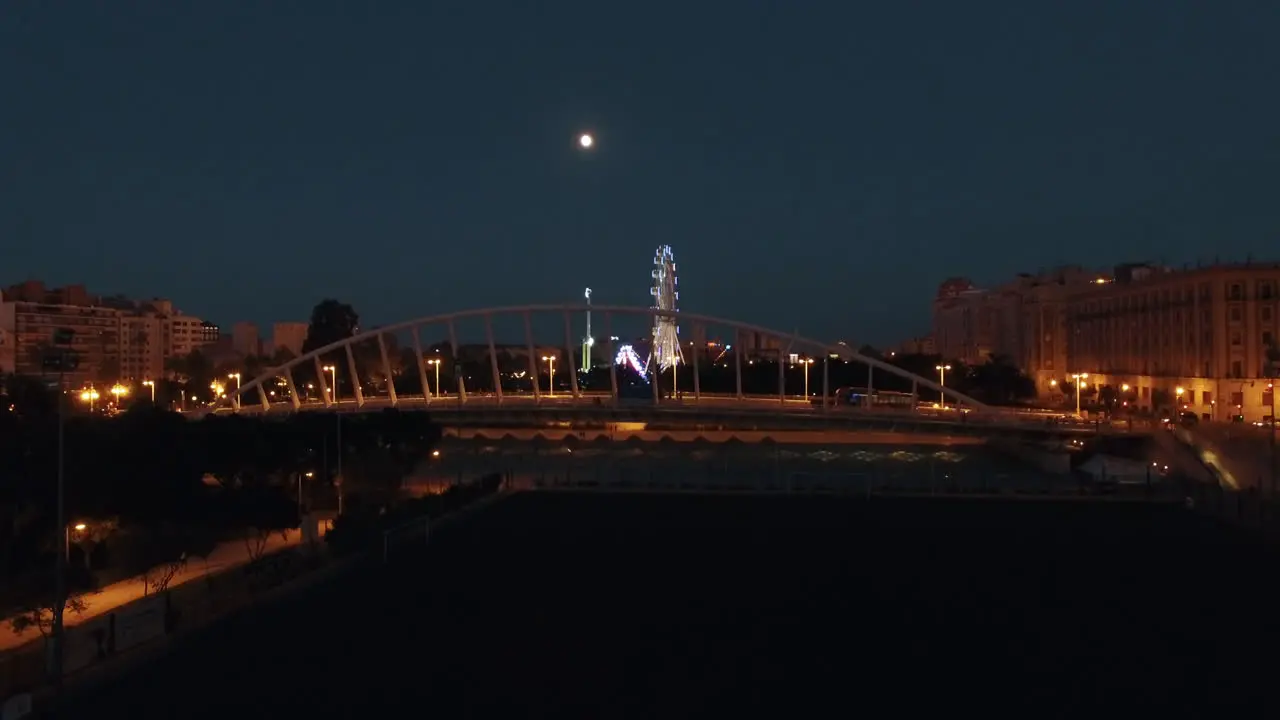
[828,387,916,409]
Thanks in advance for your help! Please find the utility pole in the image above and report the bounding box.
[43,328,79,691]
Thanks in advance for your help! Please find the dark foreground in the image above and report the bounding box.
[60,492,1278,717]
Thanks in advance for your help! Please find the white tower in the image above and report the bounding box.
[581,287,594,372]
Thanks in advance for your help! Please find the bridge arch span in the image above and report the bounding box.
[200,305,990,416]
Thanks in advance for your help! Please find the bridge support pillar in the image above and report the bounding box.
[821,356,829,414]
[448,319,467,403]
[315,357,333,408]
[485,314,503,405]
[734,332,744,400]
[778,353,786,405]
[692,326,701,404]
[523,312,540,403]
[412,325,432,404]
[866,364,874,410]
[562,311,581,399]
[377,333,398,407]
[284,367,302,410]
[256,383,271,413]
[605,312,618,407]
[345,344,365,408]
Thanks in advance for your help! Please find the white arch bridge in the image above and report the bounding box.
[201,305,991,419]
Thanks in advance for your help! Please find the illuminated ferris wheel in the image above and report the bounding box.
[648,244,682,373]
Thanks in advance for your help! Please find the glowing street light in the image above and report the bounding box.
[142,379,155,403]
[542,355,556,397]
[78,388,99,411]
[228,372,241,392]
[1070,373,1089,417]
[426,358,441,398]
[110,384,128,403]
[322,365,338,403]
[210,381,226,398]
[801,358,815,398]
[935,364,951,409]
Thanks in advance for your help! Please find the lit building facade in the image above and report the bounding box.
[1,281,210,387]
[272,322,308,357]
[1065,263,1279,422]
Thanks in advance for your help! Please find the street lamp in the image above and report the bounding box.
[542,355,556,397]
[142,380,155,403]
[426,358,441,397]
[935,365,951,409]
[78,387,99,412]
[1175,386,1186,409]
[801,358,815,398]
[228,372,241,392]
[322,365,337,403]
[1070,373,1089,417]
[110,383,128,405]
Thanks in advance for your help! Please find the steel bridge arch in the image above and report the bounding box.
[200,305,990,416]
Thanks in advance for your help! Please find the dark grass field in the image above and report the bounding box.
[60,492,1280,718]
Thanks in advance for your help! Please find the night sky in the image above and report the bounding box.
[3,1,1278,345]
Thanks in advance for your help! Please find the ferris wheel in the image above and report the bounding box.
[648,244,682,373]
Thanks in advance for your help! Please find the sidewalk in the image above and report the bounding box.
[0,530,301,653]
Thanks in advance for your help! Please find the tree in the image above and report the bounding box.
[135,524,217,596]
[301,299,360,357]
[165,349,215,394]
[9,592,90,638]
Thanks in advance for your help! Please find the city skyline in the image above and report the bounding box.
[4,2,1279,344]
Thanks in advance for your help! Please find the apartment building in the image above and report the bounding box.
[931,263,1280,422]
[1,281,210,387]
[1066,263,1279,421]
[272,322,308,357]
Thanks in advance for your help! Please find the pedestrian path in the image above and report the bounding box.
[0,531,301,653]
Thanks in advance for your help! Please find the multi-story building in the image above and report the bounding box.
[934,262,1280,422]
[200,321,221,344]
[1,281,210,387]
[231,321,261,357]
[1065,262,1279,422]
[0,302,15,374]
[117,299,210,381]
[272,322,308,358]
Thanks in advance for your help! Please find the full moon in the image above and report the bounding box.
[578,133,594,149]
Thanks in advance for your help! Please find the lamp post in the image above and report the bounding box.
[78,388,99,412]
[142,380,155,403]
[542,355,556,397]
[1070,373,1089,417]
[228,372,241,393]
[426,358,441,397]
[109,383,128,406]
[801,358,815,398]
[322,365,337,403]
[935,364,951,409]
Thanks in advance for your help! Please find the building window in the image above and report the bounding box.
[1203,390,1213,405]
[1265,331,1275,347]
[1264,306,1273,322]
[1229,283,1243,301]
[1232,360,1243,378]
[1261,282,1274,300]
[1230,306,1243,322]
[1231,391,1244,406]
[1231,331,1242,346]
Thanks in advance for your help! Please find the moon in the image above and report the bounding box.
[578,133,594,149]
